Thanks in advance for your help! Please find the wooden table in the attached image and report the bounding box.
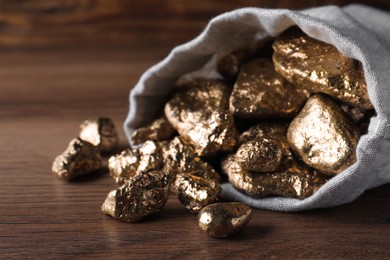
[1,22,390,260]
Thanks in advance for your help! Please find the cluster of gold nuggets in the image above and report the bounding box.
[52,27,374,238]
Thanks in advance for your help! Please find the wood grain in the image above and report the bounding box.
[1,1,390,258]
[0,0,389,47]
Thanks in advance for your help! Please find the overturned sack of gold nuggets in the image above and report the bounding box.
[102,169,172,223]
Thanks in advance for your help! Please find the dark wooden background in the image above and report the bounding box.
[1,1,390,259]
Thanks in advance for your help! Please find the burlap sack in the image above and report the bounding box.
[124,5,390,211]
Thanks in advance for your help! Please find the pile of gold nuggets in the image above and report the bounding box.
[52,27,374,238]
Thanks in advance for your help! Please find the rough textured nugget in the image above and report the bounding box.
[162,137,220,192]
[236,139,285,173]
[230,58,310,119]
[101,169,171,223]
[222,155,328,199]
[186,112,238,156]
[238,122,289,144]
[287,94,360,176]
[164,79,238,156]
[131,116,176,145]
[52,138,102,181]
[237,122,294,172]
[79,117,118,153]
[198,202,252,238]
[108,141,163,185]
[217,39,273,80]
[175,172,221,213]
[273,27,373,109]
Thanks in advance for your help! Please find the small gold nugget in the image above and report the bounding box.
[287,94,360,176]
[198,202,252,238]
[273,27,373,109]
[162,137,220,192]
[236,139,285,173]
[102,169,172,223]
[79,117,118,153]
[52,138,102,181]
[222,155,328,199]
[230,58,310,119]
[165,79,238,156]
[131,116,176,145]
[175,172,221,213]
[108,141,163,185]
[236,122,293,172]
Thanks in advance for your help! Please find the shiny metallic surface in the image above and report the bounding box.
[229,58,310,119]
[217,39,272,80]
[164,79,238,156]
[287,94,360,176]
[273,27,373,109]
[186,112,238,156]
[131,116,176,145]
[162,137,220,192]
[175,172,221,213]
[222,155,328,199]
[79,117,118,153]
[235,139,284,173]
[238,122,289,145]
[108,141,163,185]
[52,138,102,181]
[198,202,252,238]
[101,169,172,223]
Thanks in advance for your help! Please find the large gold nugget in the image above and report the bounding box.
[198,202,252,238]
[222,155,328,199]
[131,116,176,145]
[162,137,220,190]
[79,117,118,153]
[273,27,373,109]
[187,112,239,156]
[101,169,172,223]
[230,58,310,119]
[287,94,360,176]
[175,172,221,213]
[108,141,163,185]
[165,79,238,156]
[52,138,102,181]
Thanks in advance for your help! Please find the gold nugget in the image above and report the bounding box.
[52,138,102,181]
[273,27,373,109]
[217,39,273,80]
[131,116,176,145]
[108,141,163,185]
[101,169,171,223]
[79,117,118,153]
[222,155,328,199]
[287,94,360,176]
[175,172,221,213]
[236,122,294,172]
[230,58,310,119]
[165,79,238,156]
[198,202,252,238]
[162,137,220,192]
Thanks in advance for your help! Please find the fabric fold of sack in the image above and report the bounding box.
[124,4,390,211]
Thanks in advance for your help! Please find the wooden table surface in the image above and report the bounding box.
[1,6,390,259]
